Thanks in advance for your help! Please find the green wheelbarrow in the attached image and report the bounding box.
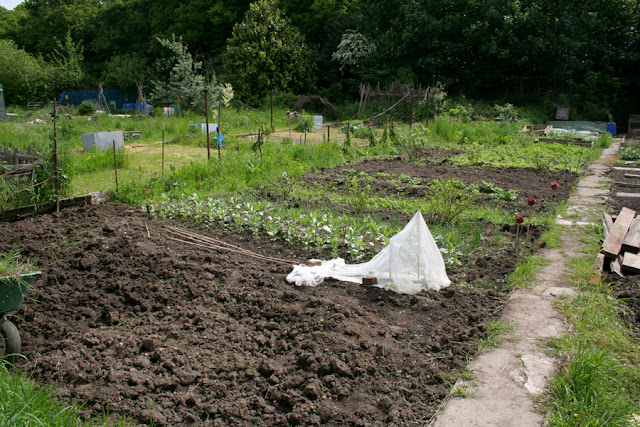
[0,272,40,361]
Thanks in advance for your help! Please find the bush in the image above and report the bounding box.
[76,102,96,116]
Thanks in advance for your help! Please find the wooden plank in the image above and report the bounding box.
[615,182,640,188]
[624,174,640,179]
[611,254,624,276]
[602,207,636,259]
[622,217,640,253]
[622,252,640,274]
[614,166,640,172]
[616,192,640,198]
[0,195,92,222]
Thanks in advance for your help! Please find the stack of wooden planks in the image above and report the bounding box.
[613,166,640,199]
[599,207,640,275]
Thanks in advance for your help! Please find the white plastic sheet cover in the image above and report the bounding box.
[286,211,451,295]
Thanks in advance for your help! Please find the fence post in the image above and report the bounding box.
[53,98,60,212]
[204,88,210,160]
[217,92,222,160]
[409,89,414,128]
[162,129,165,177]
[113,140,119,193]
[426,90,430,126]
[270,90,274,130]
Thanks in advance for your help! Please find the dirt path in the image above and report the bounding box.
[431,140,622,426]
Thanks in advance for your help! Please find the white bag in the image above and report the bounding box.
[287,211,451,295]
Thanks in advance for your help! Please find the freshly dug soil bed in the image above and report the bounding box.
[1,203,503,426]
[303,157,577,214]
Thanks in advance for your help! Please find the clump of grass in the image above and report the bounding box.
[546,342,640,426]
[0,248,35,277]
[476,320,515,352]
[507,256,550,289]
[0,362,81,426]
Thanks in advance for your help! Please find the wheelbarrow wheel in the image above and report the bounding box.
[0,320,21,362]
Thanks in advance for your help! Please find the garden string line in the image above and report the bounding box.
[233,99,274,118]
[163,226,299,265]
[354,91,411,123]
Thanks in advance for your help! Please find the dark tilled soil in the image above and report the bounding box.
[0,150,580,425]
[1,203,503,426]
[304,156,577,214]
[608,167,640,213]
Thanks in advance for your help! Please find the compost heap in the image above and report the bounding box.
[287,211,450,295]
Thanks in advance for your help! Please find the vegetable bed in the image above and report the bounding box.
[0,151,579,425]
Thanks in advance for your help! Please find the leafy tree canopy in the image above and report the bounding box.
[223,0,315,103]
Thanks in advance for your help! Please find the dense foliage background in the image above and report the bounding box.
[1,0,638,121]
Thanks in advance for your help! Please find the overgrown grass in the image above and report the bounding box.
[476,320,516,352]
[0,362,81,426]
[544,227,640,425]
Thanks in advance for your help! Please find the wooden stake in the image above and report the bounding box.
[409,88,414,128]
[524,205,533,251]
[112,139,119,193]
[204,88,210,160]
[162,129,165,177]
[217,92,222,160]
[53,98,60,212]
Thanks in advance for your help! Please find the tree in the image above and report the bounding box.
[223,0,315,103]
[0,39,50,103]
[16,0,100,56]
[152,35,233,111]
[49,29,85,92]
[101,54,150,90]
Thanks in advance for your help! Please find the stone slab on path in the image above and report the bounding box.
[431,141,621,426]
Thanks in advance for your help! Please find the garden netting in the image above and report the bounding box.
[286,211,451,295]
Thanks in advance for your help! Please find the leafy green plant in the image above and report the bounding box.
[620,147,640,161]
[295,115,315,133]
[425,178,478,224]
[476,181,519,201]
[76,102,96,116]
[347,176,372,214]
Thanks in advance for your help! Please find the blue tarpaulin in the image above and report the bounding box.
[123,103,154,114]
[58,89,136,109]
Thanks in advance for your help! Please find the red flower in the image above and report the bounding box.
[527,196,537,206]
[516,213,525,224]
[551,181,560,190]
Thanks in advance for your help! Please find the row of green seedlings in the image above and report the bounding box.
[155,192,465,265]
[339,169,519,201]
